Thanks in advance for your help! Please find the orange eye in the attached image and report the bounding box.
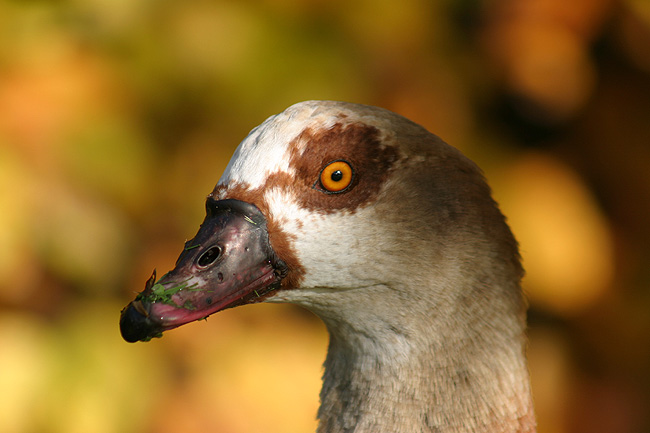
[319,160,353,193]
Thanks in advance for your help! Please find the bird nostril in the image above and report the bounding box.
[197,246,222,268]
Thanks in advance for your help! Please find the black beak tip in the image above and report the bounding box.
[120,303,160,343]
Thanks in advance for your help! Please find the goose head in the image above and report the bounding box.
[120,101,535,433]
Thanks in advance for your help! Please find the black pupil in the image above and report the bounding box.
[331,170,343,182]
[198,246,221,267]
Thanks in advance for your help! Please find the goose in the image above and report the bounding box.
[120,100,536,433]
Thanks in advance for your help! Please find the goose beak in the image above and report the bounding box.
[119,198,286,343]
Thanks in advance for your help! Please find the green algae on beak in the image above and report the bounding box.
[134,269,201,310]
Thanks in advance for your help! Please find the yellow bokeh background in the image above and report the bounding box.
[1,0,649,432]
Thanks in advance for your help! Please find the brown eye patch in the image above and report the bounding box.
[288,122,401,214]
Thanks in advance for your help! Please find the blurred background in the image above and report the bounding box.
[1,0,649,432]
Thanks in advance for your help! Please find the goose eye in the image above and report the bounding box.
[319,160,353,193]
